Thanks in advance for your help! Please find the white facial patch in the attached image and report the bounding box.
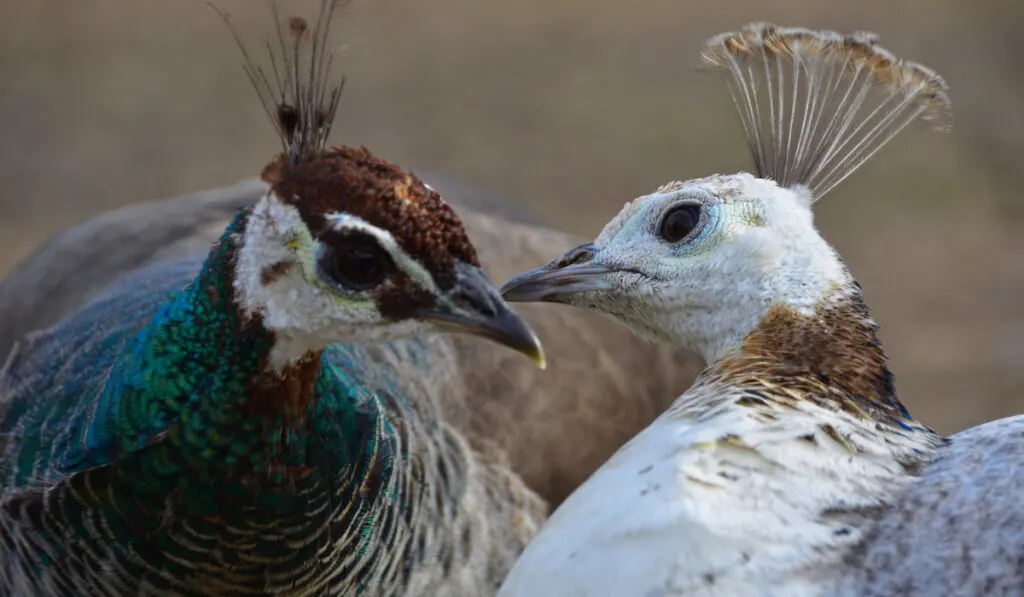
[234,194,440,371]
[235,192,353,334]
[234,190,305,318]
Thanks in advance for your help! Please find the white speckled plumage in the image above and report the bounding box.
[499,22,1023,597]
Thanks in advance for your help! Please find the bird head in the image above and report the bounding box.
[235,148,543,369]
[500,174,845,361]
[501,23,951,364]
[214,1,544,370]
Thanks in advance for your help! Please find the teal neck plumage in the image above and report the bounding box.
[64,210,384,516]
[0,207,459,594]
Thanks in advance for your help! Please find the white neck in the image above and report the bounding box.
[265,320,425,370]
[683,244,852,365]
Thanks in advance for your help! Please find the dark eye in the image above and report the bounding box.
[659,204,702,243]
[318,234,393,291]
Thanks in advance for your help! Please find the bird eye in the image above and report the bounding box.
[659,204,702,243]
[318,233,393,291]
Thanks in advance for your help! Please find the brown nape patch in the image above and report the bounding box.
[246,350,323,423]
[267,146,479,290]
[720,292,912,427]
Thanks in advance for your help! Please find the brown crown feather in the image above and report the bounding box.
[264,146,479,290]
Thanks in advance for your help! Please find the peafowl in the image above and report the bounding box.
[0,2,554,594]
[499,23,1024,596]
[0,38,704,515]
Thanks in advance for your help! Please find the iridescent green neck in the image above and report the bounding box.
[97,210,325,495]
[23,210,400,589]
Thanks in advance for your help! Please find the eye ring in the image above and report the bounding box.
[317,233,394,291]
[658,204,703,244]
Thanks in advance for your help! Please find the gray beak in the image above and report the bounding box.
[415,261,546,369]
[499,243,613,304]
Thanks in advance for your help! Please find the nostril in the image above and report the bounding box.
[556,244,596,269]
[453,286,497,317]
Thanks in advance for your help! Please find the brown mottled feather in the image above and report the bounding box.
[718,296,910,429]
[0,176,699,507]
[247,350,322,422]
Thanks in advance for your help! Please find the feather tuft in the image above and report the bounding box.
[700,22,952,200]
[209,0,352,165]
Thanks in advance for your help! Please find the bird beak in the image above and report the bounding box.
[500,243,613,304]
[415,261,547,369]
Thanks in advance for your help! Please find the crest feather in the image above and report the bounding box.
[700,22,952,200]
[210,0,351,165]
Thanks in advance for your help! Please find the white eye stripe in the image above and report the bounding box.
[321,211,441,296]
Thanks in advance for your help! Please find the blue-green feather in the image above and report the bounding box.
[0,213,448,595]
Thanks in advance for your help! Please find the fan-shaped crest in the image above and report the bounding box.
[701,23,952,200]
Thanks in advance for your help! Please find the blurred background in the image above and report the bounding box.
[1,0,1022,434]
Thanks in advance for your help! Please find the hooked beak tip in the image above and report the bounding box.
[527,339,547,370]
[419,261,548,369]
[458,309,547,369]
[495,314,547,369]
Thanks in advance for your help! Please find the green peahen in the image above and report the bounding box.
[0,2,553,594]
[0,50,703,517]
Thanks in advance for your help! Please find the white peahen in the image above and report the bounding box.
[499,22,1024,597]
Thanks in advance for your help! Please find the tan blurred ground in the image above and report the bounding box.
[1,0,1022,435]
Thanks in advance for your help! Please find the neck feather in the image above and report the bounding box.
[719,288,913,427]
[651,286,943,576]
[741,290,909,419]
[625,286,942,587]
[112,209,324,476]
